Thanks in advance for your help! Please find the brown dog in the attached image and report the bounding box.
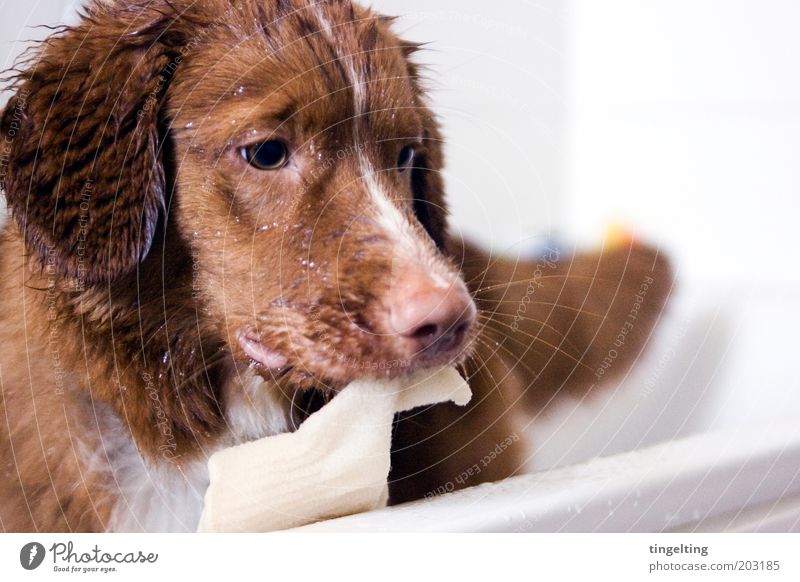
[0,0,672,531]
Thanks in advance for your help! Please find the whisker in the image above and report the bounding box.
[473,274,617,295]
[473,298,606,320]
[475,311,584,354]
[289,387,300,432]
[468,338,512,407]
[476,317,594,373]
[471,335,577,410]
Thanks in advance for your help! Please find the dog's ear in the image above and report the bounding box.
[411,110,449,251]
[404,56,449,251]
[0,3,184,285]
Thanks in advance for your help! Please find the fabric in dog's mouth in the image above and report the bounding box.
[237,329,288,370]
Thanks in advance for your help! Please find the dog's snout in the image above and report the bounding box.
[386,269,476,360]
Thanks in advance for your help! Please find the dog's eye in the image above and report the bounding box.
[241,141,289,170]
[397,145,416,172]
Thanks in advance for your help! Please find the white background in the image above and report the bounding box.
[1,1,799,472]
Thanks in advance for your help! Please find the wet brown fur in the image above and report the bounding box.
[0,0,672,531]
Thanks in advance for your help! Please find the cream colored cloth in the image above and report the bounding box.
[197,366,471,532]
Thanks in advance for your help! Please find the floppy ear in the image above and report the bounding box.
[411,110,450,251]
[404,55,449,251]
[0,3,183,285]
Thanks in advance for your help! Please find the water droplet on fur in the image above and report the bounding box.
[215,230,222,238]
[232,215,241,224]
[185,121,194,128]
[234,85,245,96]
[161,352,170,364]
[258,224,270,232]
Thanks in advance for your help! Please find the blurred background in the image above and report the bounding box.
[2,0,798,472]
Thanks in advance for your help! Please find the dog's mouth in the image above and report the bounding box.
[237,323,473,373]
[237,328,342,428]
[236,327,347,390]
[235,317,475,427]
[237,329,289,371]
[236,304,476,393]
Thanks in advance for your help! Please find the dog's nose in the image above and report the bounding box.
[387,270,476,358]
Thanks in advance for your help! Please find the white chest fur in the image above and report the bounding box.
[103,372,291,532]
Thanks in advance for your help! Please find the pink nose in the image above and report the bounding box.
[387,270,476,359]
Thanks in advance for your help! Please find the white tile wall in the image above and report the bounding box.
[564,0,800,286]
